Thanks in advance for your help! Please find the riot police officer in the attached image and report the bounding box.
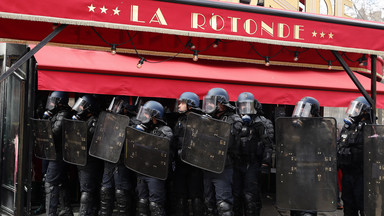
[134,100,173,216]
[233,92,273,216]
[254,100,275,145]
[172,92,205,216]
[43,91,74,216]
[71,94,103,216]
[338,96,372,216]
[202,88,242,216]
[99,96,136,216]
[289,96,320,216]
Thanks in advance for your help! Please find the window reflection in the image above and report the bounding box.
[1,74,21,188]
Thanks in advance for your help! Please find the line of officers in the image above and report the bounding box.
[35,87,371,216]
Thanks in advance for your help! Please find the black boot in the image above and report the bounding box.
[79,192,94,216]
[115,189,132,216]
[192,198,204,216]
[233,195,243,216]
[33,178,46,215]
[244,193,260,216]
[205,199,218,216]
[58,184,73,216]
[342,207,359,216]
[136,198,149,216]
[46,182,60,216]
[173,198,188,216]
[217,201,234,216]
[149,202,166,216]
[99,187,114,216]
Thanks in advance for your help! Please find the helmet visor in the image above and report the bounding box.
[237,101,256,115]
[72,98,89,113]
[202,96,217,114]
[107,97,125,114]
[45,97,60,111]
[292,101,312,117]
[136,106,159,123]
[346,101,365,117]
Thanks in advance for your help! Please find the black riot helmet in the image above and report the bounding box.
[236,92,257,115]
[136,100,164,124]
[203,87,231,114]
[345,96,370,117]
[71,94,99,120]
[43,91,69,118]
[179,92,200,108]
[107,96,131,114]
[178,92,200,113]
[292,96,320,117]
[45,91,69,110]
[344,96,371,125]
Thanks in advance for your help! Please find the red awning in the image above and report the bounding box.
[1,0,384,55]
[1,0,383,79]
[35,45,384,108]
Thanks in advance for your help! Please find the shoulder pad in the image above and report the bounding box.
[86,116,98,127]
[229,113,242,123]
[57,110,71,119]
[253,116,263,123]
[130,117,141,126]
[159,126,173,139]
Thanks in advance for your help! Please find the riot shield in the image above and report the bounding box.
[62,119,88,166]
[89,111,130,163]
[124,126,170,180]
[275,117,337,212]
[30,118,56,160]
[181,112,231,174]
[364,124,384,216]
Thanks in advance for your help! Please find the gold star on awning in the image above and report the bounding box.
[328,32,334,39]
[113,7,120,15]
[88,4,96,12]
[312,31,317,37]
[100,6,108,14]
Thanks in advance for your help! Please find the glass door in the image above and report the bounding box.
[0,43,30,216]
[0,72,25,215]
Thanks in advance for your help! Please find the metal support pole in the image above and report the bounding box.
[332,50,374,105]
[371,55,377,124]
[0,24,67,83]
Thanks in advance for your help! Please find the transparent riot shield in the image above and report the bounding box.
[89,111,130,163]
[30,118,56,160]
[275,117,337,212]
[181,112,231,174]
[124,126,170,180]
[364,124,384,216]
[62,119,88,166]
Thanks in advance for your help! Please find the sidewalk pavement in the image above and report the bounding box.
[34,193,344,216]
[261,194,344,216]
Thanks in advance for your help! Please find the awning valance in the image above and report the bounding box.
[1,0,384,55]
[1,0,383,80]
[35,45,384,108]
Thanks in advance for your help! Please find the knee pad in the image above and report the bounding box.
[137,198,150,215]
[100,187,114,200]
[115,189,128,199]
[80,192,92,204]
[217,201,231,211]
[217,200,234,216]
[149,202,165,216]
[45,182,55,193]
